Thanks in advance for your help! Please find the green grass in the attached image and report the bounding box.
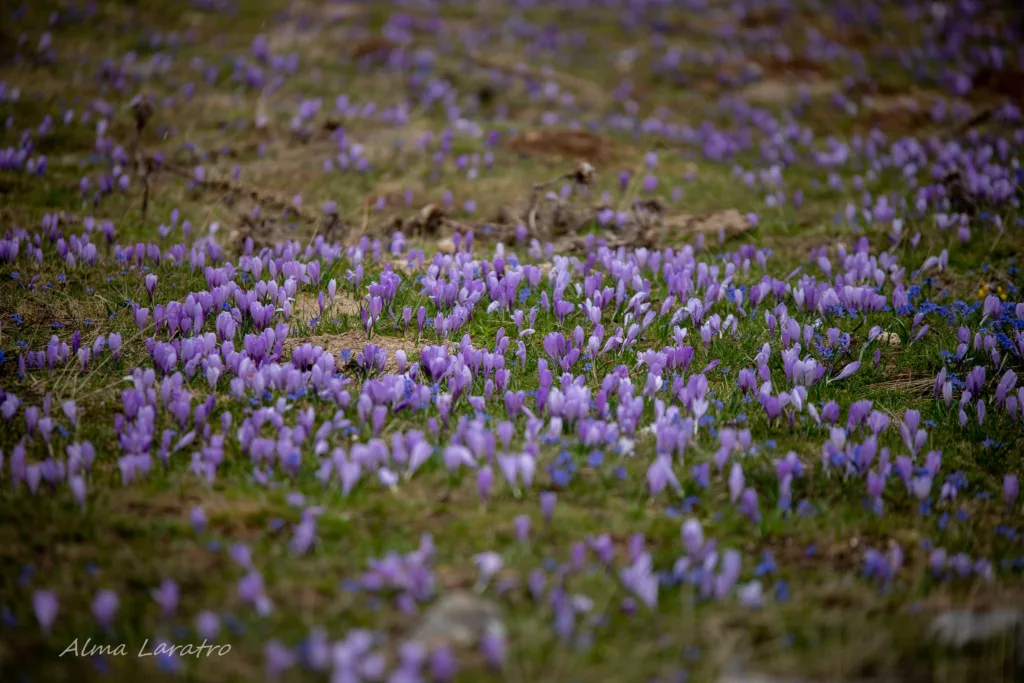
[2,0,1024,682]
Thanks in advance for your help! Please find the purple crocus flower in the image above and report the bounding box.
[229,543,253,569]
[848,400,873,431]
[151,579,179,618]
[62,400,78,426]
[867,471,885,513]
[760,395,782,422]
[69,475,87,508]
[108,332,122,360]
[477,466,495,503]
[265,640,296,680]
[190,506,206,533]
[91,589,119,629]
[443,445,475,473]
[681,518,703,557]
[430,645,458,682]
[1005,475,1019,509]
[910,324,930,345]
[728,462,744,504]
[195,610,220,639]
[514,515,530,543]
[481,631,507,669]
[621,552,658,608]
[830,361,860,383]
[647,456,682,497]
[739,488,760,523]
[473,551,503,588]
[33,590,58,634]
[540,491,557,524]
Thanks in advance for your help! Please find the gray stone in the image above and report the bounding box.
[928,609,1024,650]
[410,591,505,649]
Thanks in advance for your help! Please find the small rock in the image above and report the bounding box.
[437,237,456,254]
[929,609,1024,650]
[410,591,505,649]
[878,331,900,346]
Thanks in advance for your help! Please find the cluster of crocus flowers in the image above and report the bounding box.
[4,1,1024,678]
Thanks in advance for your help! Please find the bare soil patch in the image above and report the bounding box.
[972,67,1024,104]
[757,54,833,78]
[508,129,624,164]
[858,91,975,134]
[742,78,839,104]
[284,332,420,372]
[351,37,400,62]
[663,208,754,239]
[291,292,362,322]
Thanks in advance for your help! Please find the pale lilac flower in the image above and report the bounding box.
[830,361,860,383]
[195,610,220,639]
[33,590,58,634]
[474,552,503,589]
[540,492,557,523]
[151,579,179,618]
[91,589,119,629]
[1005,475,1019,509]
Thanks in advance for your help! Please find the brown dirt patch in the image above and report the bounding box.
[768,535,865,575]
[800,12,876,49]
[742,78,840,104]
[292,292,362,322]
[862,97,934,133]
[434,565,479,591]
[663,209,754,239]
[854,89,979,134]
[110,486,270,538]
[508,129,623,164]
[844,75,914,98]
[351,37,400,61]
[972,67,1024,104]
[856,91,964,133]
[757,54,832,78]
[547,206,753,253]
[741,7,786,29]
[740,7,787,29]
[154,157,321,224]
[284,332,420,372]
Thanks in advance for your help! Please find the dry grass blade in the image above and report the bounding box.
[150,157,320,224]
[869,372,933,394]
